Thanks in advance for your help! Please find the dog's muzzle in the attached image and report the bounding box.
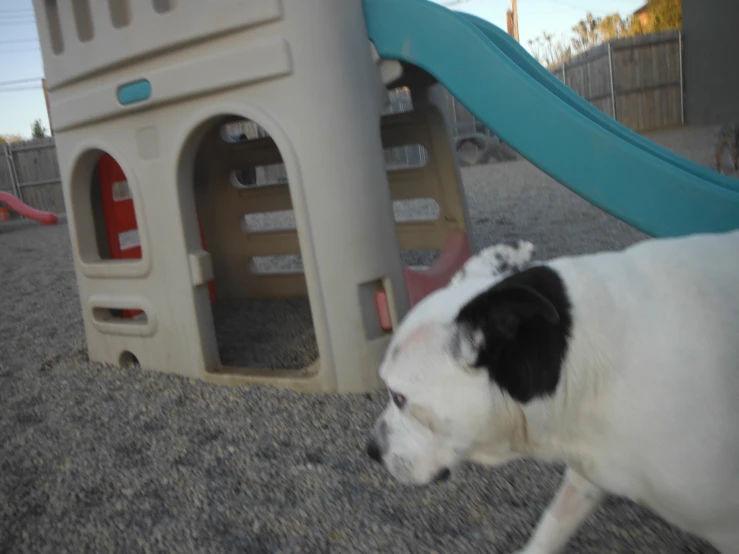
[432,467,451,483]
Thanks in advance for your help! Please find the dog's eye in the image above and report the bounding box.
[392,392,407,409]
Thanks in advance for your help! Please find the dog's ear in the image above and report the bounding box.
[455,276,560,344]
[451,239,536,285]
[449,266,572,403]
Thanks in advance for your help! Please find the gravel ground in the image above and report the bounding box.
[0,124,729,553]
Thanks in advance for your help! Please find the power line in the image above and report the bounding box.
[0,14,36,21]
[0,77,43,87]
[532,0,613,15]
[0,86,43,92]
[0,38,38,44]
[0,47,40,53]
[0,20,36,27]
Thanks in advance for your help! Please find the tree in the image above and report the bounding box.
[0,134,23,144]
[527,31,572,68]
[527,1,680,68]
[571,12,602,54]
[645,0,682,32]
[31,118,47,139]
[569,11,646,55]
[598,13,630,42]
[627,14,646,36]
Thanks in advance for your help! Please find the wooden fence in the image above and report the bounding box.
[0,137,65,215]
[548,30,684,132]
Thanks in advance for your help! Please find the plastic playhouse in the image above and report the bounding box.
[32,0,739,394]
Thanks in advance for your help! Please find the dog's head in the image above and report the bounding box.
[366,243,572,485]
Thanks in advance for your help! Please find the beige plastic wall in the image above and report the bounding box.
[32,0,471,393]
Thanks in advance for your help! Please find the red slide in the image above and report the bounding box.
[0,191,58,225]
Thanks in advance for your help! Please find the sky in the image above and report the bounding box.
[0,0,645,138]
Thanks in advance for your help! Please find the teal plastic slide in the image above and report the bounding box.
[363,0,739,238]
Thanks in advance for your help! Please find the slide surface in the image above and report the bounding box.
[364,0,739,238]
[0,191,58,225]
[460,13,739,192]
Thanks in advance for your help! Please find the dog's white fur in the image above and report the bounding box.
[369,230,739,553]
[450,239,536,285]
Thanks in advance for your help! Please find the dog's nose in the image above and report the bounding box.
[432,467,451,483]
[366,439,382,464]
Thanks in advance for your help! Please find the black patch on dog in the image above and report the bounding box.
[493,252,513,274]
[454,265,572,403]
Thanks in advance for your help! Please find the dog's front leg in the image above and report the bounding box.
[513,467,604,554]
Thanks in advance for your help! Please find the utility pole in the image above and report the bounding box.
[506,0,519,42]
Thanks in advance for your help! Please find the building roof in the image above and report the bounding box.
[633,3,650,15]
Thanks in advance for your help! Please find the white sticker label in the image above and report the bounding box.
[112,180,131,202]
[118,229,140,251]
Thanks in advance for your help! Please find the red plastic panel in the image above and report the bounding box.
[376,230,471,331]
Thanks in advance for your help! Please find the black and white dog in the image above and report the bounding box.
[367,231,739,553]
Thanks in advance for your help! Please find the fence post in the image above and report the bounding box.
[677,29,685,125]
[607,42,617,121]
[561,63,566,85]
[3,143,21,199]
